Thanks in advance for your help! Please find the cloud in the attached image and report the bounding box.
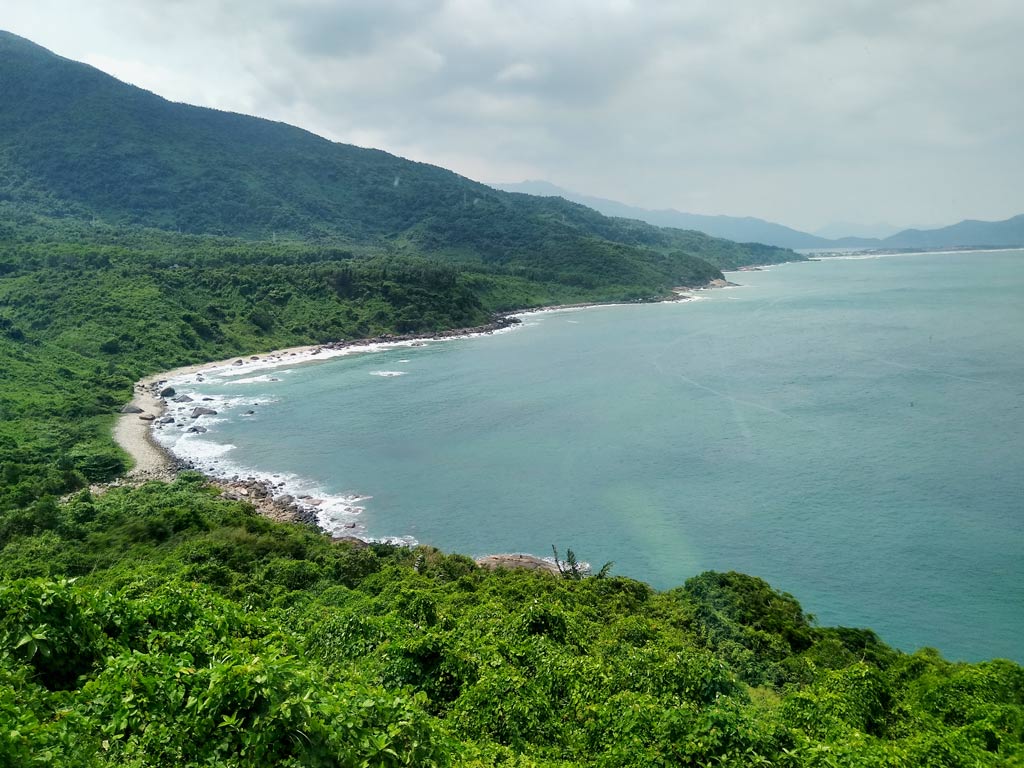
[0,0,1021,231]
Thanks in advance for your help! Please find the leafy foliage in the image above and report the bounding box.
[0,481,1019,765]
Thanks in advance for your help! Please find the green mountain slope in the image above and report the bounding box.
[0,30,794,286]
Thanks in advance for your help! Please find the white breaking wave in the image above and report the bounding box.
[227,374,283,385]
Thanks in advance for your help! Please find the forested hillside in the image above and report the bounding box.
[0,30,1021,767]
[0,30,793,279]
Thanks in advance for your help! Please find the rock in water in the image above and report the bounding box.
[191,406,217,418]
[159,386,176,397]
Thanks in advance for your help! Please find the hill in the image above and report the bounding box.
[875,214,1024,249]
[499,181,1024,251]
[0,30,794,289]
[497,180,834,249]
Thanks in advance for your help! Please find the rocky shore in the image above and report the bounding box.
[475,553,561,575]
[111,313,530,532]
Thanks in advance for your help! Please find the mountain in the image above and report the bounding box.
[496,180,834,249]
[0,30,794,291]
[874,215,1024,249]
[498,181,1024,252]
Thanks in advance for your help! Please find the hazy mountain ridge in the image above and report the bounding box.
[496,180,832,249]
[498,180,1024,251]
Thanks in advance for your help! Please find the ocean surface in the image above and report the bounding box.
[157,250,1024,662]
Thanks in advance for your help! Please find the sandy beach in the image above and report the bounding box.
[112,377,176,480]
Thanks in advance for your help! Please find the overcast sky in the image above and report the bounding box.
[2,0,1021,233]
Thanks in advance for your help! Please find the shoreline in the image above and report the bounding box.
[110,277,737,542]
[111,313,529,529]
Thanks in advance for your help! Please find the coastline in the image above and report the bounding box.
[111,278,736,541]
[111,313,528,528]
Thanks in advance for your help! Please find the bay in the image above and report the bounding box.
[163,249,1024,661]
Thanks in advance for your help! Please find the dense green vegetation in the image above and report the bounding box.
[1,28,1021,767]
[2,476,1022,766]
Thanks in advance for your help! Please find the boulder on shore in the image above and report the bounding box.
[120,404,144,414]
[475,553,561,575]
[332,536,368,549]
[138,413,156,421]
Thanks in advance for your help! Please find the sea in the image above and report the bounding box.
[155,249,1024,662]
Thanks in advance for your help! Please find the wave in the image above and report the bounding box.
[152,376,414,543]
[226,373,283,385]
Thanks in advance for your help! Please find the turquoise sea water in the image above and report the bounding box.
[162,250,1024,661]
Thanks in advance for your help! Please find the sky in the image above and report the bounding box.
[2,0,1021,234]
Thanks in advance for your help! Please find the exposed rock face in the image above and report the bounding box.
[332,536,369,549]
[191,406,217,418]
[475,554,560,575]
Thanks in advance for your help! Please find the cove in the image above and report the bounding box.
[159,250,1024,662]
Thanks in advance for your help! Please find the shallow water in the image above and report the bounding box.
[158,250,1024,661]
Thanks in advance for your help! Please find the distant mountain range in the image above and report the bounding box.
[496,181,1024,251]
